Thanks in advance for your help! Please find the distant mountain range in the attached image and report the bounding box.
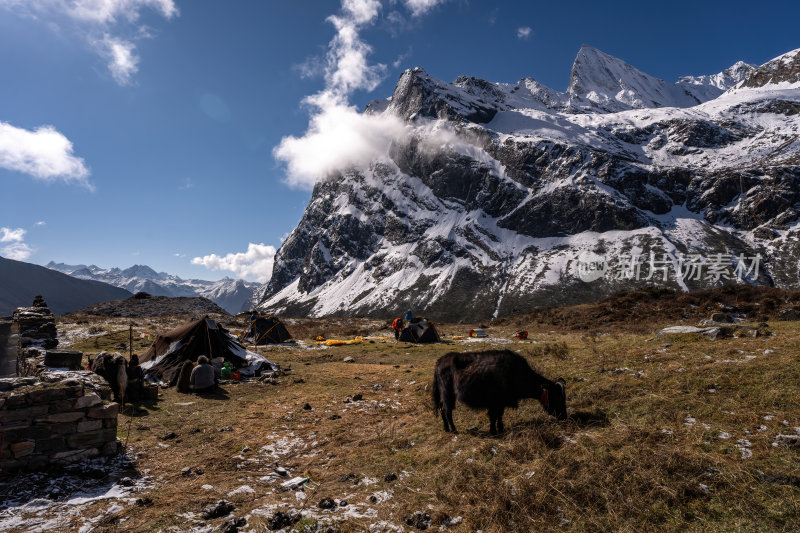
[46,262,257,314]
[254,46,800,321]
[0,256,132,316]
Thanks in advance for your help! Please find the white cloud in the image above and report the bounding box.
[98,34,139,85]
[1,227,26,243]
[33,221,46,227]
[0,227,33,260]
[192,243,277,283]
[1,242,34,261]
[403,0,448,17]
[275,0,453,189]
[0,0,177,85]
[517,26,532,40]
[275,102,406,189]
[0,121,91,187]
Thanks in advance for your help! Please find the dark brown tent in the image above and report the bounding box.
[140,316,253,385]
[243,315,292,345]
[398,317,440,343]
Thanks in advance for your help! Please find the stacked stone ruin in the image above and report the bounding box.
[0,373,119,472]
[0,295,123,473]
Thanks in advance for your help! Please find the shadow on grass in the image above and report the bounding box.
[568,409,610,428]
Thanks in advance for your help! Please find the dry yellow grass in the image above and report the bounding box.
[26,313,794,532]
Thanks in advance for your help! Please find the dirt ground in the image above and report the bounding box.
[2,288,800,532]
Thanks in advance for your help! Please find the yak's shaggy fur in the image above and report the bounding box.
[432,349,566,434]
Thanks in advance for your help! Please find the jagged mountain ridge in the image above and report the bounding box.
[46,262,258,314]
[255,46,800,321]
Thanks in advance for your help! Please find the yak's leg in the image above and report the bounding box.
[488,408,498,435]
[441,407,451,432]
[446,408,457,433]
[496,407,505,434]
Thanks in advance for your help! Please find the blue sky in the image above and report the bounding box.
[1,0,798,282]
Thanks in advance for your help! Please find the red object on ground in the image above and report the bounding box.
[515,330,528,340]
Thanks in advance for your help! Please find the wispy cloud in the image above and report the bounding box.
[33,221,46,227]
[178,177,194,190]
[0,0,178,85]
[392,46,413,68]
[173,252,185,257]
[98,34,139,85]
[0,121,91,188]
[517,26,532,40]
[0,226,33,260]
[192,243,277,283]
[403,0,449,17]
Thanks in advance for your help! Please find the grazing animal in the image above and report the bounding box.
[432,349,566,434]
[91,352,128,406]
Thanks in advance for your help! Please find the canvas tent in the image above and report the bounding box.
[243,315,292,345]
[398,317,440,343]
[140,316,275,385]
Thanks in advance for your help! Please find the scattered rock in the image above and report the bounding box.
[384,472,397,482]
[339,500,348,507]
[373,384,383,391]
[329,414,341,420]
[201,500,235,520]
[302,403,312,410]
[293,378,305,384]
[343,356,355,363]
[135,497,153,507]
[160,432,178,441]
[195,468,204,475]
[404,511,431,530]
[267,510,299,530]
[338,473,358,483]
[778,308,797,321]
[219,426,233,432]
[318,497,336,509]
[181,467,193,477]
[220,517,246,533]
[136,424,150,431]
[352,393,363,402]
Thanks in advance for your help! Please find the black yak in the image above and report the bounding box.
[91,352,128,406]
[432,349,566,434]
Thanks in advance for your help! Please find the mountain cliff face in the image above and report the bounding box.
[255,47,800,321]
[47,263,257,314]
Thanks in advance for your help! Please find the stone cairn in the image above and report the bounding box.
[12,296,83,377]
[13,295,59,350]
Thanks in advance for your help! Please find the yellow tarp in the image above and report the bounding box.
[314,336,363,346]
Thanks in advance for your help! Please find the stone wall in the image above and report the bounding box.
[0,320,14,378]
[0,373,120,473]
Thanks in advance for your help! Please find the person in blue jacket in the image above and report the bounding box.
[404,309,414,322]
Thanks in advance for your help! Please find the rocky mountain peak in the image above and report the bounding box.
[567,45,699,111]
[740,48,800,88]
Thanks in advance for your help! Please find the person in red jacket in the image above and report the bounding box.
[391,317,404,340]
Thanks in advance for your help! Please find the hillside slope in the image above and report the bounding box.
[0,257,132,316]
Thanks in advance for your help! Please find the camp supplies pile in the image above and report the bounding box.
[140,316,277,385]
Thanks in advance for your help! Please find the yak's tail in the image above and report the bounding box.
[431,372,442,417]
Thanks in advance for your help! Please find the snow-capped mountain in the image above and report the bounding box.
[46,262,258,314]
[254,47,800,321]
